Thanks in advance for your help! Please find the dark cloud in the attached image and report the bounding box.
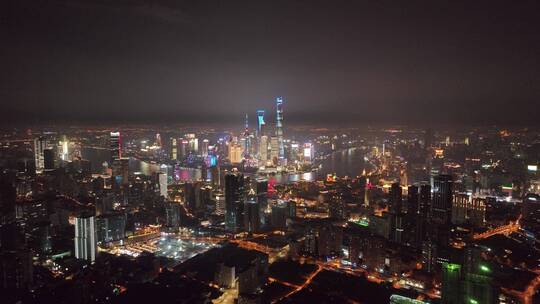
[63,0,191,24]
[1,0,539,126]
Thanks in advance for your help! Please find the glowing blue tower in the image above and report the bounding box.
[256,110,265,137]
[275,97,284,161]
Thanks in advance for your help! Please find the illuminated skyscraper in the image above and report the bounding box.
[34,136,48,174]
[275,97,285,162]
[442,262,462,304]
[179,138,188,160]
[229,144,243,164]
[462,247,496,304]
[186,133,198,154]
[303,143,314,164]
[256,178,268,227]
[243,114,252,156]
[256,110,265,137]
[96,212,127,244]
[417,184,433,248]
[158,172,168,198]
[270,136,279,165]
[430,174,453,248]
[59,135,69,161]
[290,142,300,162]
[243,190,259,233]
[431,174,453,225]
[165,203,181,232]
[74,214,97,262]
[201,139,209,157]
[225,171,245,232]
[407,185,419,216]
[171,138,177,160]
[259,135,268,165]
[155,133,162,148]
[110,131,122,163]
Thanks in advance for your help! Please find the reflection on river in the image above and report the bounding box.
[270,147,366,184]
[129,159,201,182]
[83,147,365,184]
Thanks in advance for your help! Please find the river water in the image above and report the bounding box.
[82,147,365,184]
[271,147,366,183]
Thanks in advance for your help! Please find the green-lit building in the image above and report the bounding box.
[442,246,497,304]
[442,262,462,304]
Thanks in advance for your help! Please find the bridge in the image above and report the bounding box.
[473,216,521,240]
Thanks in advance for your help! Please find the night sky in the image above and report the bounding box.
[2,0,540,126]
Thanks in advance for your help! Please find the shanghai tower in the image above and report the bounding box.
[275,97,285,162]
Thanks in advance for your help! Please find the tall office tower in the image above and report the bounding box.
[186,133,198,154]
[201,139,209,157]
[468,197,486,227]
[259,135,268,164]
[407,185,421,246]
[389,182,403,243]
[270,136,279,165]
[421,240,437,273]
[414,184,431,247]
[256,178,268,226]
[155,133,162,148]
[462,246,496,304]
[34,136,48,173]
[353,176,366,206]
[171,138,177,160]
[165,203,181,232]
[210,165,221,188]
[225,171,245,232]
[110,131,122,163]
[243,114,252,156]
[441,263,462,304]
[74,214,97,262]
[329,192,346,219]
[522,194,540,240]
[256,110,265,137]
[389,182,403,214]
[275,97,285,162]
[112,158,129,187]
[59,135,69,161]
[431,174,453,224]
[158,172,168,198]
[286,200,297,218]
[243,193,260,233]
[271,203,289,229]
[419,184,431,217]
[451,193,469,225]
[407,185,419,216]
[229,144,244,164]
[185,182,205,213]
[215,192,225,216]
[0,247,33,290]
[43,148,55,171]
[179,138,188,160]
[303,143,314,164]
[96,212,127,244]
[430,174,453,248]
[289,142,299,163]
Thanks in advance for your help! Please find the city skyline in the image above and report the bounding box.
[2,2,540,303]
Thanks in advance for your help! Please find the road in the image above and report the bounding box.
[472,216,521,240]
[271,264,323,303]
